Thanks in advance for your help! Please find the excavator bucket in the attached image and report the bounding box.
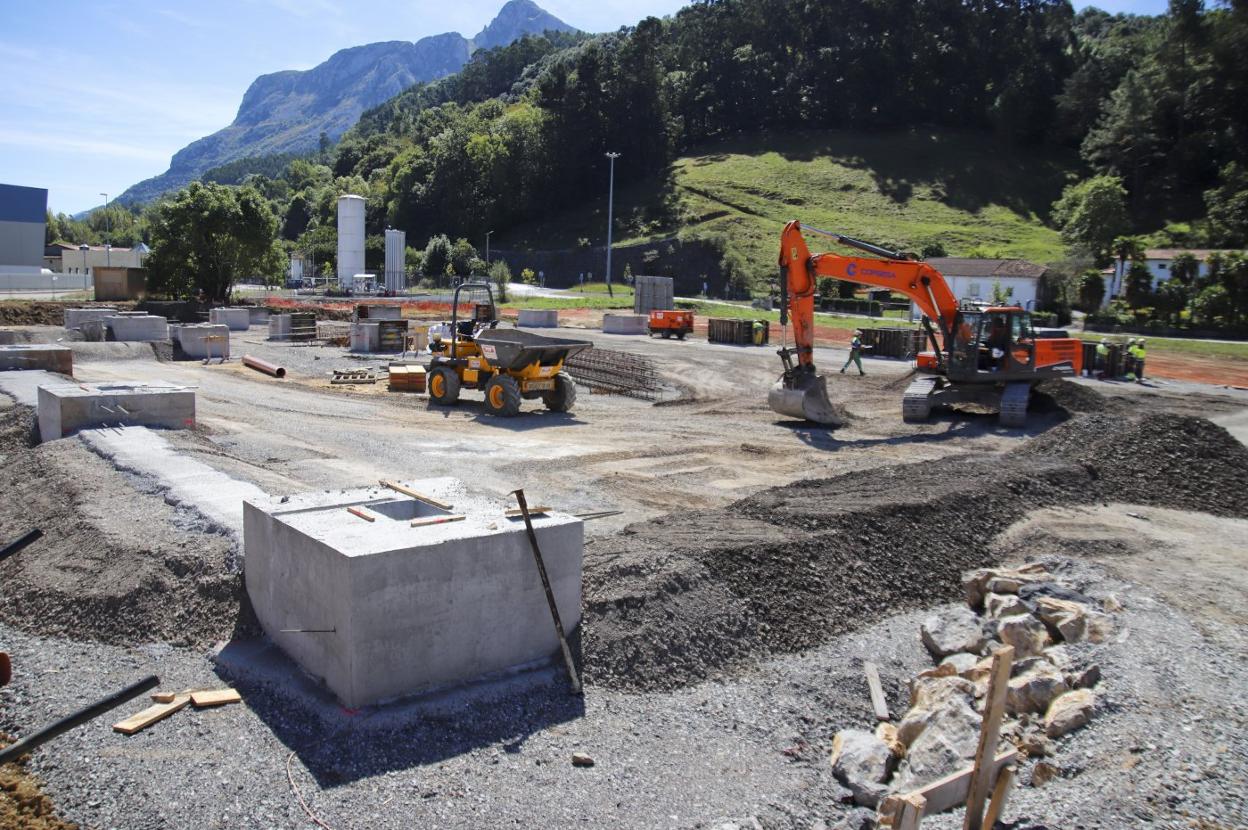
[768,372,847,426]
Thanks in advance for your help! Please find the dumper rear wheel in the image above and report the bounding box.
[428,367,460,405]
[543,373,577,413]
[484,375,522,416]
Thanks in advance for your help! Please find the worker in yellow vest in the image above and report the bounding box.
[1123,338,1137,381]
[1095,339,1110,379]
[1133,338,1147,382]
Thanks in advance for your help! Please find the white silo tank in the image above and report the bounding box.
[384,228,406,294]
[337,195,366,287]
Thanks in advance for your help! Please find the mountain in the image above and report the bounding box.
[117,0,575,205]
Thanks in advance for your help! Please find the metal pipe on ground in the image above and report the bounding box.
[0,529,42,564]
[242,355,286,378]
[0,675,159,764]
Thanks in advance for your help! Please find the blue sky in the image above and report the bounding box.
[0,0,1169,215]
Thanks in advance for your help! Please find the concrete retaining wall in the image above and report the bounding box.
[105,315,168,342]
[64,307,118,330]
[0,344,72,375]
[209,307,251,331]
[37,381,195,441]
[176,324,230,359]
[243,478,583,707]
[602,313,648,335]
[517,309,558,328]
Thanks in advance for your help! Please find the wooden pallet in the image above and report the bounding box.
[331,369,378,385]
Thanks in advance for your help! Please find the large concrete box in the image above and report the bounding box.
[37,381,195,441]
[633,275,674,315]
[105,314,168,342]
[0,345,72,375]
[64,307,118,330]
[209,307,251,331]
[517,309,558,328]
[602,313,647,335]
[349,321,380,352]
[176,324,230,359]
[243,479,583,708]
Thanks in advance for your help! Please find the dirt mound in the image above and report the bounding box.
[1,745,77,830]
[0,302,132,328]
[1014,412,1248,518]
[0,405,254,647]
[1031,378,1114,414]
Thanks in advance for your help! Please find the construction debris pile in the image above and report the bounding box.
[582,410,1248,692]
[829,562,1114,823]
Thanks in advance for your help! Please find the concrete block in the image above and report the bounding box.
[518,309,559,328]
[209,307,251,331]
[243,478,583,708]
[37,381,195,441]
[64,307,118,330]
[0,344,72,375]
[176,324,231,359]
[268,314,292,340]
[105,314,169,342]
[350,321,380,353]
[602,313,648,335]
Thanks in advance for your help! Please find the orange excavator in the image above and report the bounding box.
[771,220,1083,426]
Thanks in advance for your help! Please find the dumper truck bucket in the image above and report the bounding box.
[768,372,847,426]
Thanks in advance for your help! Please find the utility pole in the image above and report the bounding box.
[604,152,620,298]
[485,230,493,266]
[98,193,110,266]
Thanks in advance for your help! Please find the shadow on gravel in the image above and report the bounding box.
[214,633,586,788]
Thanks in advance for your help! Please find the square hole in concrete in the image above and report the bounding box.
[362,498,448,521]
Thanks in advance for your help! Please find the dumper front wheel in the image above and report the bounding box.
[543,373,577,413]
[428,367,460,405]
[484,375,523,416]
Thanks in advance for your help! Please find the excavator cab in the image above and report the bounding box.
[947,306,1037,381]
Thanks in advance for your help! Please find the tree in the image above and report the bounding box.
[450,238,478,277]
[1076,269,1106,310]
[489,259,511,303]
[1125,260,1155,308]
[422,234,451,281]
[1153,278,1189,325]
[1169,252,1199,287]
[1204,162,1248,246]
[145,182,284,302]
[1053,176,1131,267]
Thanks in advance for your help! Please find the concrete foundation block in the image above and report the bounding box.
[268,314,291,339]
[602,313,648,335]
[518,309,559,328]
[243,478,583,708]
[105,315,169,342]
[350,321,380,353]
[209,307,251,331]
[64,307,118,330]
[37,381,196,441]
[176,324,231,359]
[0,344,72,375]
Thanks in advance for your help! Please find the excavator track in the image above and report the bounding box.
[902,376,937,422]
[998,381,1031,427]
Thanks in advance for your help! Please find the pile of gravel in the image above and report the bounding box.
[1030,377,1115,415]
[0,404,254,648]
[1014,412,1248,517]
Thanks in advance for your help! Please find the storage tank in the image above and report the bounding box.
[337,195,366,287]
[384,228,406,294]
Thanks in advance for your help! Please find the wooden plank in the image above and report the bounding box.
[379,480,453,510]
[191,689,242,708]
[964,646,1014,830]
[905,748,1019,817]
[864,661,890,721]
[895,793,927,830]
[347,506,377,523]
[504,506,552,517]
[410,514,466,528]
[150,687,207,703]
[982,764,1016,829]
[112,693,191,735]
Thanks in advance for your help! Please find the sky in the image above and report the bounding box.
[0,0,1169,215]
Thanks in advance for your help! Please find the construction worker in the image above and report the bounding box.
[1133,338,1147,382]
[841,329,867,375]
[1095,338,1110,379]
[1123,338,1137,381]
[752,319,767,346]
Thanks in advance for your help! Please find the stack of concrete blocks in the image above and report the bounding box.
[36,381,195,441]
[0,344,73,375]
[104,314,169,342]
[64,307,118,330]
[602,313,648,335]
[209,307,251,331]
[518,309,558,328]
[176,324,231,360]
[350,321,380,353]
[243,478,583,708]
[268,314,292,340]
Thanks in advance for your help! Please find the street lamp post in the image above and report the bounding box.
[485,230,493,267]
[99,193,109,247]
[604,152,620,298]
[79,244,89,290]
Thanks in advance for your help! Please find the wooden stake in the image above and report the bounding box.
[964,645,1014,830]
[410,514,466,528]
[864,661,890,721]
[513,488,581,695]
[982,764,1016,829]
[894,793,927,830]
[379,480,453,510]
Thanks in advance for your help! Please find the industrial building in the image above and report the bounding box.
[0,183,49,289]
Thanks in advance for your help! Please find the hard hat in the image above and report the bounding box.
[1100,339,1108,345]
[854,329,862,335]
[1138,338,1146,345]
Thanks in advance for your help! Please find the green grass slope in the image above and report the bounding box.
[499,129,1076,273]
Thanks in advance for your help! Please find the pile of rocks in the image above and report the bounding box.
[829,561,1116,819]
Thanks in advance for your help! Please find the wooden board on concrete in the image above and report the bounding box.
[380,480,453,510]
[113,694,191,735]
[410,514,466,528]
[191,689,242,708]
